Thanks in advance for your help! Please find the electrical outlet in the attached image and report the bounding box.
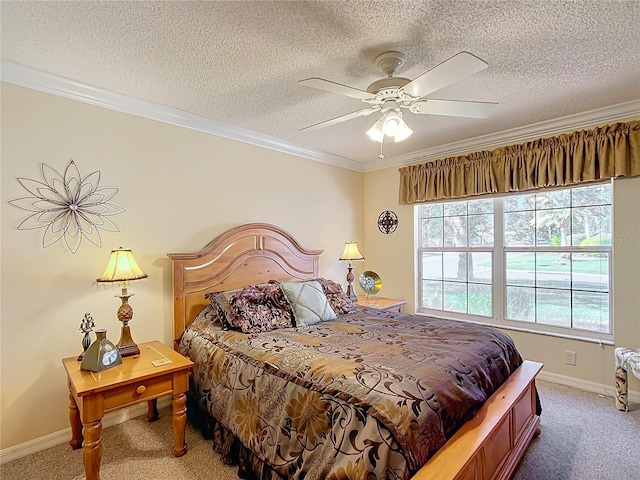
[565,350,577,366]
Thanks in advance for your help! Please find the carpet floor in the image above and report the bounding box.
[2,379,638,479]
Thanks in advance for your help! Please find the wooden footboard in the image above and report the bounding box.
[413,360,542,480]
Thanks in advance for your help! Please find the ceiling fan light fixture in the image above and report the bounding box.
[382,111,403,136]
[299,51,497,150]
[382,109,413,142]
[393,123,413,142]
[366,111,413,144]
[366,119,385,143]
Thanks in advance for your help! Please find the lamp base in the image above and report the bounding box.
[345,262,358,302]
[117,324,140,357]
[345,284,358,302]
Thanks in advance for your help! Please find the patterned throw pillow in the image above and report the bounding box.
[193,304,220,324]
[280,280,337,327]
[206,282,294,333]
[230,282,294,332]
[315,277,358,315]
[205,290,239,330]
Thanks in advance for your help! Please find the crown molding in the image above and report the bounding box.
[0,60,364,173]
[3,60,637,176]
[368,99,640,172]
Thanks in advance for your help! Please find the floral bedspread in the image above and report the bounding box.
[179,308,523,480]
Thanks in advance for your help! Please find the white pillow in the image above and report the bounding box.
[280,280,337,327]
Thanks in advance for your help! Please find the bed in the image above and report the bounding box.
[168,223,542,480]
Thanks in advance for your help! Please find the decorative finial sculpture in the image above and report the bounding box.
[78,312,95,360]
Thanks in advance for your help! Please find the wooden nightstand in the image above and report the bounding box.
[356,295,407,313]
[62,341,194,480]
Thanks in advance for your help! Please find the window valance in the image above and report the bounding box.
[398,120,640,204]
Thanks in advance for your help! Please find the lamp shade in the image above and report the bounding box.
[393,122,413,142]
[339,242,364,261]
[366,119,385,143]
[96,248,148,283]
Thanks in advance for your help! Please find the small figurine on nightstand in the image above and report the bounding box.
[78,312,95,360]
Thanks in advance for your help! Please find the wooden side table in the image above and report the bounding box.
[356,295,407,313]
[62,341,193,480]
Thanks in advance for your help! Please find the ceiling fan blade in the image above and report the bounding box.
[299,78,375,101]
[300,108,376,132]
[409,99,499,118]
[402,52,489,99]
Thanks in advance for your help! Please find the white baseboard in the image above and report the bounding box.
[0,397,171,465]
[537,370,640,404]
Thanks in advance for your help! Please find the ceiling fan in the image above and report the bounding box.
[299,51,498,143]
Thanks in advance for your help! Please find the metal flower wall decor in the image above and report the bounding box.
[9,160,124,253]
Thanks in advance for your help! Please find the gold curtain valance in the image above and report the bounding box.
[398,120,640,204]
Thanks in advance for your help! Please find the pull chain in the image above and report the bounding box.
[378,140,385,160]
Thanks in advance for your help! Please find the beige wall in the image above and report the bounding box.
[0,83,364,449]
[2,81,638,453]
[364,164,640,395]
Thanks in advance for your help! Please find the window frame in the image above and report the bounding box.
[415,182,614,342]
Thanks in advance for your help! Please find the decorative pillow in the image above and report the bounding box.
[207,282,294,333]
[193,303,220,324]
[205,290,239,330]
[315,277,358,315]
[229,283,294,333]
[280,280,337,327]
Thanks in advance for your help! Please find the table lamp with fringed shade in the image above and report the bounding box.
[339,241,364,302]
[96,247,148,357]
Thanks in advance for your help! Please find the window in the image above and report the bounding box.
[416,182,612,339]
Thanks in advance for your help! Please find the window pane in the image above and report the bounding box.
[444,216,467,247]
[536,289,571,328]
[468,198,493,214]
[421,280,442,310]
[443,252,465,281]
[536,208,571,246]
[470,252,492,284]
[444,202,467,216]
[572,184,611,207]
[506,253,535,287]
[422,253,442,280]
[469,283,492,316]
[536,253,570,290]
[505,211,535,246]
[535,190,570,209]
[444,282,467,313]
[571,253,609,293]
[422,218,443,247]
[469,213,494,246]
[572,206,611,246]
[573,291,609,333]
[504,193,535,212]
[421,203,443,218]
[506,286,535,322]
[417,182,612,337]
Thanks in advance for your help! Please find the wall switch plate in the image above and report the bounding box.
[565,350,577,366]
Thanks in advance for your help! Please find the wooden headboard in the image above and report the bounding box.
[167,223,323,350]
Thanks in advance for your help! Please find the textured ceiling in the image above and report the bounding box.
[1,1,639,168]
